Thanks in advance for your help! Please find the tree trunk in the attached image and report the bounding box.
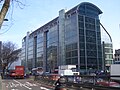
[0,0,10,29]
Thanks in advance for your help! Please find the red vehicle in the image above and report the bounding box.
[10,66,24,78]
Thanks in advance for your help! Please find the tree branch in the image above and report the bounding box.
[14,0,26,9]
[0,0,10,29]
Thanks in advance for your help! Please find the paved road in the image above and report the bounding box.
[2,78,54,90]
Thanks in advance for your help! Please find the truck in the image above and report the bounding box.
[58,65,79,76]
[110,64,120,80]
[10,66,24,78]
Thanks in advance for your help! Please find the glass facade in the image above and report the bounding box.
[77,3,102,71]
[102,42,113,70]
[21,40,26,66]
[47,25,58,72]
[65,12,78,65]
[36,33,44,67]
[27,37,34,69]
[21,2,103,73]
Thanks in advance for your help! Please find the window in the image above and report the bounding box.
[80,57,85,64]
[66,44,71,51]
[86,43,96,50]
[79,29,84,36]
[87,50,97,57]
[85,17,95,24]
[78,15,83,21]
[86,37,96,43]
[85,23,95,30]
[79,36,84,42]
[66,59,71,64]
[79,22,84,29]
[71,58,78,64]
[71,50,78,57]
[80,50,85,56]
[86,30,96,37]
[71,43,77,50]
[66,52,71,58]
[79,43,85,50]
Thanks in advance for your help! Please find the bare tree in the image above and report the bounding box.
[0,0,10,29]
[1,41,21,74]
[0,0,25,29]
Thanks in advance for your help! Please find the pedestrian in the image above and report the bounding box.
[76,76,82,83]
[54,76,66,90]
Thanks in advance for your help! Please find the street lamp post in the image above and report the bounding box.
[0,19,8,29]
[100,22,112,42]
[3,19,8,21]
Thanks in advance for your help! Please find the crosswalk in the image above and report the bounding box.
[5,80,51,90]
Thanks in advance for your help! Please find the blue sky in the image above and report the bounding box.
[0,0,120,54]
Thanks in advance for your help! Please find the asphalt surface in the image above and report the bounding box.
[1,78,54,90]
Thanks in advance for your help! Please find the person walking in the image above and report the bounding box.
[54,76,67,90]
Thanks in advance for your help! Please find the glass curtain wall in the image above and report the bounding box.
[78,4,102,71]
[104,43,113,70]
[27,37,34,70]
[36,33,44,67]
[65,13,78,65]
[47,25,58,72]
[21,40,26,66]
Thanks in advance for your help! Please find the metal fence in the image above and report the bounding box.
[35,75,120,90]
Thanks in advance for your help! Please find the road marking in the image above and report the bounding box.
[25,82,38,86]
[13,80,32,90]
[10,82,14,87]
[40,86,50,90]
[9,82,19,87]
[25,82,33,86]
[11,89,19,90]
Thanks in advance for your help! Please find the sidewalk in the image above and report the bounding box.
[0,76,2,90]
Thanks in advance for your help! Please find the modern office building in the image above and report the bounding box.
[21,2,103,73]
[102,42,113,70]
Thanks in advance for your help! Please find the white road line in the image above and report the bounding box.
[13,80,32,90]
[37,82,51,90]
[40,86,50,90]
[25,82,33,86]
[9,82,13,87]
[25,82,38,86]
[11,89,19,90]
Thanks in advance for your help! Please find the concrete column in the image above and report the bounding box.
[25,32,29,70]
